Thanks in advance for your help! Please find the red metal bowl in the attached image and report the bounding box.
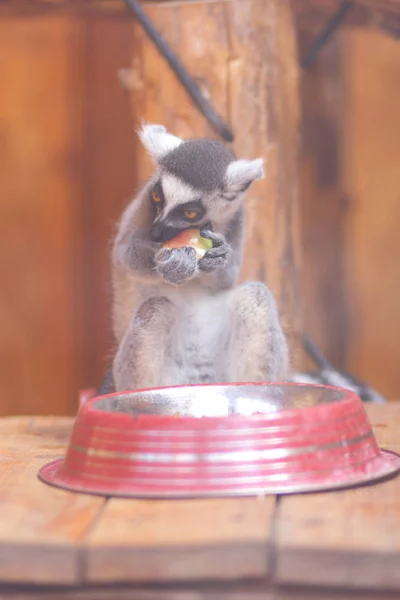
[39,383,400,498]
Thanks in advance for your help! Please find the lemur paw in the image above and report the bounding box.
[198,228,231,273]
[155,246,198,285]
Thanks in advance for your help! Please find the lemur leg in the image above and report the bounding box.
[113,297,176,391]
[228,282,289,382]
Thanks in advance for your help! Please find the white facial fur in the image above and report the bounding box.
[159,173,199,216]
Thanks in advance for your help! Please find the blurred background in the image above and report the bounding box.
[1,0,399,416]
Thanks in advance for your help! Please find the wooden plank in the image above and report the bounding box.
[0,417,105,585]
[0,590,398,600]
[0,0,400,20]
[357,0,400,14]
[3,0,400,18]
[78,17,136,390]
[25,415,75,439]
[296,25,348,370]
[365,402,400,448]
[294,0,400,17]
[275,402,400,590]
[341,27,400,400]
[1,583,400,600]
[227,0,302,369]
[0,0,128,17]
[0,0,255,18]
[125,0,303,368]
[294,1,400,39]
[0,587,269,600]
[85,496,276,583]
[0,18,83,416]
[0,417,30,434]
[0,415,73,454]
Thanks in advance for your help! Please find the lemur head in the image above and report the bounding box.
[139,124,264,243]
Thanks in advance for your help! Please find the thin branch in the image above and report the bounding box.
[124,0,234,142]
[301,1,354,69]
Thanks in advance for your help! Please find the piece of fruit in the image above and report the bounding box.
[162,228,213,260]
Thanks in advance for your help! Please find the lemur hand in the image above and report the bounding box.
[198,227,231,273]
[155,246,198,285]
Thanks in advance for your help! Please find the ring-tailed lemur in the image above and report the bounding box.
[100,124,289,394]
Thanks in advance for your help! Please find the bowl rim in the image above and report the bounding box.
[38,448,400,499]
[79,381,362,424]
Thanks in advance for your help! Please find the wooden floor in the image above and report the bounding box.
[1,403,400,599]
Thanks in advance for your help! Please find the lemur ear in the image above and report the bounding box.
[138,123,183,161]
[224,158,264,195]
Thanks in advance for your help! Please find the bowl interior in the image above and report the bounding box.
[94,383,347,418]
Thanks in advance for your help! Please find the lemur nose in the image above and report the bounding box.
[150,223,182,243]
[150,223,163,243]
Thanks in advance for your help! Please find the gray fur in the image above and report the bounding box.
[160,139,234,192]
[224,159,264,197]
[97,368,115,396]
[198,229,231,273]
[113,283,289,390]
[155,246,198,285]
[111,124,288,391]
[228,283,289,381]
[114,297,177,391]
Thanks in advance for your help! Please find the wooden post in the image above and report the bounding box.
[124,0,302,369]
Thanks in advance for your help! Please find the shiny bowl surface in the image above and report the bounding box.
[38,383,400,498]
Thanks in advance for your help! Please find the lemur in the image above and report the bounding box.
[100,124,289,394]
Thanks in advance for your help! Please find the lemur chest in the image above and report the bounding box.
[173,293,228,382]
[135,284,229,382]
[118,278,229,383]
[175,294,227,355]
[135,283,228,350]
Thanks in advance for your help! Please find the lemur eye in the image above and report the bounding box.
[152,190,161,204]
[184,210,198,220]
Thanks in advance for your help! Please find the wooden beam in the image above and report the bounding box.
[293,0,400,17]
[293,0,400,39]
[0,17,83,416]
[2,0,400,18]
[340,26,400,398]
[0,0,123,17]
[357,0,400,14]
[78,19,136,391]
[296,24,349,369]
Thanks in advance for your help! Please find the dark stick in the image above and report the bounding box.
[301,1,354,69]
[124,0,234,143]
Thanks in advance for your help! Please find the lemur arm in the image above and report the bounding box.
[113,184,159,278]
[202,209,244,292]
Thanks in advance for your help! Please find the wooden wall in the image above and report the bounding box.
[341,27,400,398]
[1,14,400,416]
[0,17,134,416]
[0,18,82,416]
[297,29,348,371]
[298,20,400,400]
